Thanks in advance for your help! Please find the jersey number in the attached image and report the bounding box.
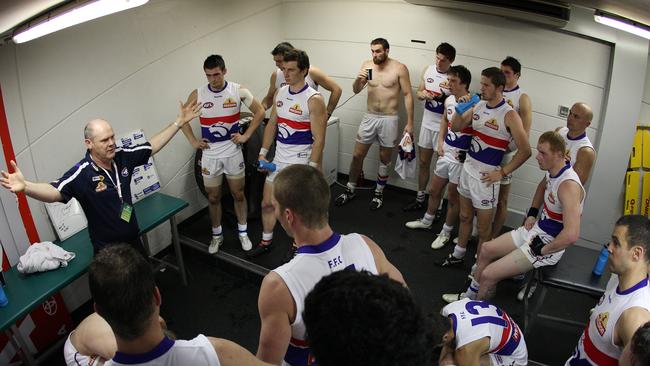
[465,300,507,327]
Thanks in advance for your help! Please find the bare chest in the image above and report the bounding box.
[368,67,400,90]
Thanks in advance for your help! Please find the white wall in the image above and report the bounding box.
[283,0,609,217]
[0,0,284,310]
[641,53,650,124]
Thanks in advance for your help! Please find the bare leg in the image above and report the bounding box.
[418,147,434,192]
[492,183,511,238]
[478,248,533,300]
[475,208,495,254]
[205,185,223,228]
[261,182,275,235]
[347,142,373,184]
[445,183,460,227]
[378,146,393,166]
[474,232,518,292]
[457,196,475,249]
[226,177,246,225]
[426,174,449,216]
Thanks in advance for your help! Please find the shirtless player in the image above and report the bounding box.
[335,37,414,210]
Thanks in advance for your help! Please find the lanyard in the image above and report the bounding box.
[99,162,122,202]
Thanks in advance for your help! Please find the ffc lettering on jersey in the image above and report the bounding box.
[274,232,379,366]
[203,102,214,109]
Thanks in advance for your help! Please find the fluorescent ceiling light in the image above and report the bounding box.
[13,0,149,44]
[594,10,650,40]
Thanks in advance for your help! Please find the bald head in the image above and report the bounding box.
[572,103,593,122]
[83,119,116,163]
[567,102,593,134]
[84,119,112,140]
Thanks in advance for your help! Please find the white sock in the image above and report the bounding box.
[422,212,435,226]
[347,182,357,192]
[442,223,453,234]
[452,245,466,259]
[262,232,273,242]
[237,223,247,237]
[464,279,479,299]
[211,226,222,236]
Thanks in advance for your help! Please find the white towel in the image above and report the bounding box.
[17,242,76,274]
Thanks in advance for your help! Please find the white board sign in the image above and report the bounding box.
[45,198,88,241]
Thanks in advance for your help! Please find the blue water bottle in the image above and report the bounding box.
[0,284,8,307]
[257,160,276,172]
[592,244,609,276]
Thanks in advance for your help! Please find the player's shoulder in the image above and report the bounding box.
[393,58,409,70]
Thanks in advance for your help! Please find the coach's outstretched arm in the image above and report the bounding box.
[1,160,63,203]
[149,100,202,155]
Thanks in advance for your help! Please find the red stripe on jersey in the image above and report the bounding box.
[447,122,473,134]
[493,313,512,353]
[290,337,308,348]
[473,130,509,149]
[200,112,240,125]
[583,323,618,366]
[543,202,563,221]
[278,116,311,130]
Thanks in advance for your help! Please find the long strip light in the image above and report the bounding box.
[13,0,149,44]
[594,10,650,40]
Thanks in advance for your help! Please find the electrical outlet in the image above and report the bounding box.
[558,105,570,118]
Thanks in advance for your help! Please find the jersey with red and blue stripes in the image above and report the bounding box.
[274,84,320,164]
[442,298,527,364]
[422,65,450,131]
[197,81,242,158]
[538,163,584,237]
[566,276,650,366]
[464,99,513,179]
[443,95,473,163]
